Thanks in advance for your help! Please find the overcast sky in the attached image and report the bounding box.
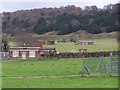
[0,0,119,13]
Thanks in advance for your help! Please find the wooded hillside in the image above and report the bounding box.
[2,3,120,35]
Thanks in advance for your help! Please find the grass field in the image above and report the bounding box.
[3,76,118,88]
[2,59,118,88]
[3,37,119,88]
[43,38,118,52]
[8,38,118,53]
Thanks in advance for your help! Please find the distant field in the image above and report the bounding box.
[8,42,18,46]
[43,38,118,52]
[2,59,118,88]
[8,37,118,53]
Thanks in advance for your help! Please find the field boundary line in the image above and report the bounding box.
[2,74,102,78]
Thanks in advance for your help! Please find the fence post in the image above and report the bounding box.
[110,52,113,74]
[100,56,102,73]
[104,64,106,74]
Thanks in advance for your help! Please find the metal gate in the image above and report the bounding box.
[104,53,119,75]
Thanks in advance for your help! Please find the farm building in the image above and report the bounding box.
[39,48,56,55]
[58,38,76,43]
[8,47,57,59]
[79,49,87,53]
[58,38,71,43]
[78,42,94,45]
[42,40,55,45]
[36,40,55,45]
[32,41,43,47]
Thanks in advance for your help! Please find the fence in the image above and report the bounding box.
[80,52,119,75]
[1,51,119,76]
[0,52,10,60]
[104,53,119,75]
[1,51,119,62]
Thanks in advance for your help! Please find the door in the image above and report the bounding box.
[22,52,26,60]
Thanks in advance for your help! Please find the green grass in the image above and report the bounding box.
[2,76,118,88]
[8,38,118,52]
[2,59,118,88]
[8,41,19,46]
[43,38,118,52]
[2,59,82,76]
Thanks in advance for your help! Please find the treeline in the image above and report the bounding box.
[2,3,120,35]
[33,11,118,35]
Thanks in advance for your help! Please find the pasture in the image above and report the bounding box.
[43,38,118,52]
[2,59,118,88]
[8,38,118,53]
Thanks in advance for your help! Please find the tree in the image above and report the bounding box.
[1,34,10,51]
[13,30,37,46]
[86,24,101,34]
[2,3,119,35]
[91,5,97,12]
[33,17,47,34]
[23,19,30,28]
[84,6,91,11]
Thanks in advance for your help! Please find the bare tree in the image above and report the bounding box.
[13,30,37,46]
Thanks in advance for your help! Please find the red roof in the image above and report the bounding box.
[32,42,43,47]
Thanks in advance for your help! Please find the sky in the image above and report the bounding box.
[0,0,119,13]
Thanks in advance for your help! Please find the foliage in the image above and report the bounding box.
[1,34,11,51]
[12,30,37,46]
[2,3,119,35]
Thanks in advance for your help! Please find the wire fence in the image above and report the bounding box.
[80,52,119,75]
[104,54,119,75]
[0,52,10,61]
[1,51,119,76]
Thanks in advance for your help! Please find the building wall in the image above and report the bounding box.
[10,50,40,59]
[79,42,94,45]
[9,47,57,59]
[9,47,40,59]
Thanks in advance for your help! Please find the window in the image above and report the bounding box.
[40,52,43,54]
[12,50,19,57]
[29,50,35,57]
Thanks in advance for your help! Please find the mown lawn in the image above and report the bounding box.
[2,59,118,88]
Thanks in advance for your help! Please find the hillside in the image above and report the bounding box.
[32,31,118,42]
[2,3,119,35]
[65,31,118,39]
